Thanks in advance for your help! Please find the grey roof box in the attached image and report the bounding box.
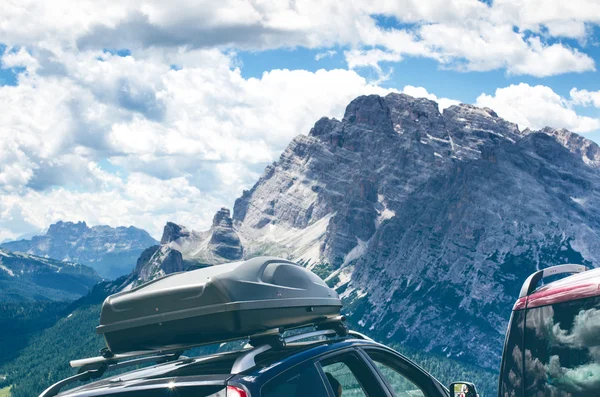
[97,257,342,354]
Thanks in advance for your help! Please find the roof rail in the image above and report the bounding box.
[45,316,354,397]
[39,353,185,397]
[519,264,588,298]
[232,319,365,374]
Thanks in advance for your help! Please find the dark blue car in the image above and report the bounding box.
[43,329,451,397]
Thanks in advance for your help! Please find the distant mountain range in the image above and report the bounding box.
[1,221,158,279]
[0,248,100,302]
[132,93,600,370]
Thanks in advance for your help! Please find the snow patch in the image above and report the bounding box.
[426,134,450,144]
[376,195,395,228]
[343,238,367,267]
[0,264,14,276]
[571,196,587,206]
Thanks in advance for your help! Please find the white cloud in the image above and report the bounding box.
[1,0,600,240]
[0,47,392,239]
[491,0,600,39]
[476,83,600,133]
[401,85,460,111]
[315,50,337,61]
[0,0,597,77]
[571,88,600,108]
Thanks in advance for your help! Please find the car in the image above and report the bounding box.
[41,327,456,397]
[498,264,600,397]
[39,257,478,397]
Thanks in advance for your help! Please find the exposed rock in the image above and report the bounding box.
[1,221,158,280]
[209,208,243,260]
[134,245,184,284]
[134,208,243,281]
[536,126,600,168]
[131,92,600,369]
[160,222,191,244]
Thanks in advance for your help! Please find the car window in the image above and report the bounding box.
[261,361,329,397]
[498,310,525,397]
[364,350,427,397]
[319,351,386,397]
[523,295,600,397]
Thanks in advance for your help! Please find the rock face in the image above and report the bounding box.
[0,248,101,302]
[133,93,600,369]
[133,209,243,284]
[535,127,600,167]
[160,222,190,244]
[1,221,158,280]
[209,208,243,259]
[133,245,184,284]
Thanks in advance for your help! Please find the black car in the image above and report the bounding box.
[40,257,476,397]
[45,329,450,397]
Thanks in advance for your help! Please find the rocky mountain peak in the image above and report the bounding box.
[47,220,88,236]
[160,222,190,244]
[538,126,600,168]
[134,245,184,284]
[442,103,523,160]
[342,94,394,134]
[209,207,243,260]
[127,92,600,369]
[212,207,234,228]
[1,221,158,279]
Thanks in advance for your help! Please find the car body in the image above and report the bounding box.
[51,335,450,397]
[498,264,600,397]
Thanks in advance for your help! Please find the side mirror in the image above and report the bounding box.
[449,382,479,397]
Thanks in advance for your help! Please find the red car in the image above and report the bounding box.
[498,264,600,397]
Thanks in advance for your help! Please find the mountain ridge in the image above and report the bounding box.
[0,248,101,302]
[1,221,158,279]
[132,92,600,368]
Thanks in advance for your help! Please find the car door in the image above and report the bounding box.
[316,349,391,397]
[358,347,449,397]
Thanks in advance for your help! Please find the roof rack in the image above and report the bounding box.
[519,264,588,298]
[41,316,363,397]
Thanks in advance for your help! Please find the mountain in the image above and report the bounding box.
[131,208,243,284]
[0,248,101,302]
[133,93,600,370]
[1,221,158,280]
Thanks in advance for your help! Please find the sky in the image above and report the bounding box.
[1,0,600,241]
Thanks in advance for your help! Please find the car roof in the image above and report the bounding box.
[526,266,600,309]
[57,337,383,397]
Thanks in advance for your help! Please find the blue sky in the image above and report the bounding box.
[1,0,600,240]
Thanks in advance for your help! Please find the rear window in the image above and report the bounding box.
[499,310,525,397]
[523,295,600,396]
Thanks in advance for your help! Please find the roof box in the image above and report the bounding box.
[97,257,342,354]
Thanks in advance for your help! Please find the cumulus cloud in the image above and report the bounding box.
[1,0,600,240]
[315,50,337,61]
[475,84,600,133]
[571,88,600,108]
[1,0,598,77]
[401,85,460,112]
[0,46,391,239]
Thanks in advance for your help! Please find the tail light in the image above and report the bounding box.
[227,385,249,397]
